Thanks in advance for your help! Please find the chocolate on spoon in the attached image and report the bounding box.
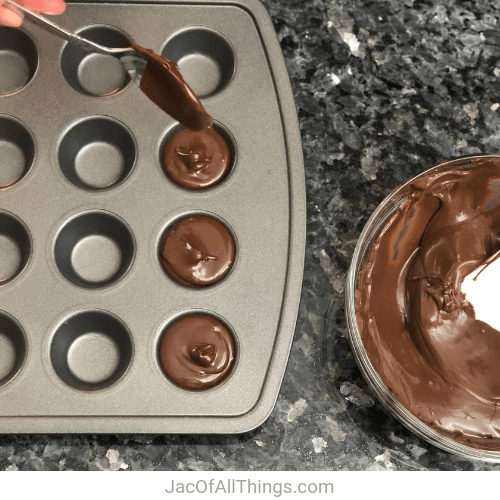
[131,43,213,131]
[6,0,212,131]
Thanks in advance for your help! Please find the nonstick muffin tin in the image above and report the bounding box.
[0,0,305,433]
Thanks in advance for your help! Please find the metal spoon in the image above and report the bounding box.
[4,0,146,84]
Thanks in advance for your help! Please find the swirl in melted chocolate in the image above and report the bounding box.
[163,127,231,190]
[356,157,500,449]
[158,314,236,390]
[160,214,235,287]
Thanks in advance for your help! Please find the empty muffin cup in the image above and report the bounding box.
[58,116,136,190]
[0,311,26,386]
[162,28,235,98]
[61,25,132,97]
[0,27,38,96]
[0,115,35,188]
[50,309,132,391]
[0,210,31,285]
[54,210,135,289]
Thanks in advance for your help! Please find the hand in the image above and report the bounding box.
[0,0,65,27]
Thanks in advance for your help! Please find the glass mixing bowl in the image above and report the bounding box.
[346,154,500,462]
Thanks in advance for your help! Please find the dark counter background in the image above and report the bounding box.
[3,0,500,471]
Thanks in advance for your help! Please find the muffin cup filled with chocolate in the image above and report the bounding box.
[159,213,235,287]
[161,125,233,190]
[347,154,500,461]
[158,313,236,391]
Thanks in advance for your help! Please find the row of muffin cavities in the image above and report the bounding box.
[0,25,235,99]
[0,308,237,392]
[0,114,236,192]
[0,209,236,289]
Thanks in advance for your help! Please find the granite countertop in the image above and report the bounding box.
[3,0,500,471]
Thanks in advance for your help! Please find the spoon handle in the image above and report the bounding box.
[4,0,121,55]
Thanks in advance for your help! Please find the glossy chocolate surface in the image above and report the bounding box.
[160,215,235,287]
[132,43,213,131]
[163,127,231,190]
[158,314,236,390]
[356,157,500,449]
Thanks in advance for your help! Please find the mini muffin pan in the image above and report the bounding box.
[0,0,305,433]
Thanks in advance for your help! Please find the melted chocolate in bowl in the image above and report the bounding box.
[352,155,500,455]
[160,214,235,287]
[158,313,236,390]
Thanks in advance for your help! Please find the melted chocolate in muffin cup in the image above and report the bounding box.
[163,127,231,190]
[158,314,236,390]
[160,215,235,287]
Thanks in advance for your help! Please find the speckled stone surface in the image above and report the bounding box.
[3,0,500,471]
